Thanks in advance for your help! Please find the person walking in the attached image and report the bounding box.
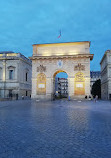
[94,95,98,102]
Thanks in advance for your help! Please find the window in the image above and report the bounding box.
[26,91,27,96]
[9,90,12,98]
[8,66,15,80]
[25,68,29,82]
[26,72,28,81]
[109,94,111,100]
[0,68,2,80]
[9,70,13,79]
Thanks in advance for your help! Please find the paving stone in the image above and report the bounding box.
[0,100,111,158]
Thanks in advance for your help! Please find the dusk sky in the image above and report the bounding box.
[0,0,111,70]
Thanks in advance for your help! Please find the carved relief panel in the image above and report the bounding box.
[37,65,46,72]
[74,63,85,71]
[74,72,85,95]
[37,73,46,95]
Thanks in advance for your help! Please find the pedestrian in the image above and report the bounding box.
[94,95,98,102]
[22,95,24,100]
[68,95,70,101]
[85,95,87,99]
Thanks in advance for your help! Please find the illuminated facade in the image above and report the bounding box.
[0,52,32,99]
[29,41,93,99]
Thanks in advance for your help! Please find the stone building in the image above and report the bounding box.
[100,50,111,100]
[0,51,32,99]
[30,41,93,100]
[55,77,68,97]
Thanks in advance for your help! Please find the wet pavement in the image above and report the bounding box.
[0,99,111,158]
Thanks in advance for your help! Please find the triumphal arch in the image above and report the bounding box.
[29,41,93,100]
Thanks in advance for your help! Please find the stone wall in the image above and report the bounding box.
[100,50,111,100]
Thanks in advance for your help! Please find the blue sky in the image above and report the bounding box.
[56,72,68,78]
[0,0,111,70]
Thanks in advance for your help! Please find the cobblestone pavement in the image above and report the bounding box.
[0,99,111,158]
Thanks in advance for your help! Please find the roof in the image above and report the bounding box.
[32,41,91,47]
[0,51,14,54]
[58,78,68,80]
[0,52,31,64]
[29,54,94,60]
[100,50,111,64]
[90,71,101,78]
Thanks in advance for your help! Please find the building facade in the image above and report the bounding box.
[55,77,68,97]
[0,52,32,99]
[30,41,93,100]
[100,50,111,100]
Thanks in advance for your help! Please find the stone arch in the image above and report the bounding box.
[74,72,85,95]
[37,73,46,95]
[53,69,68,78]
[52,69,68,98]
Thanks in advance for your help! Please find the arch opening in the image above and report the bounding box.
[53,70,68,99]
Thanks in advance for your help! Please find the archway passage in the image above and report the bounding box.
[53,70,68,99]
[30,41,93,100]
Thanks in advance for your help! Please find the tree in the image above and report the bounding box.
[91,79,101,98]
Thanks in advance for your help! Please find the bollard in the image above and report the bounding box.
[68,96,70,101]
